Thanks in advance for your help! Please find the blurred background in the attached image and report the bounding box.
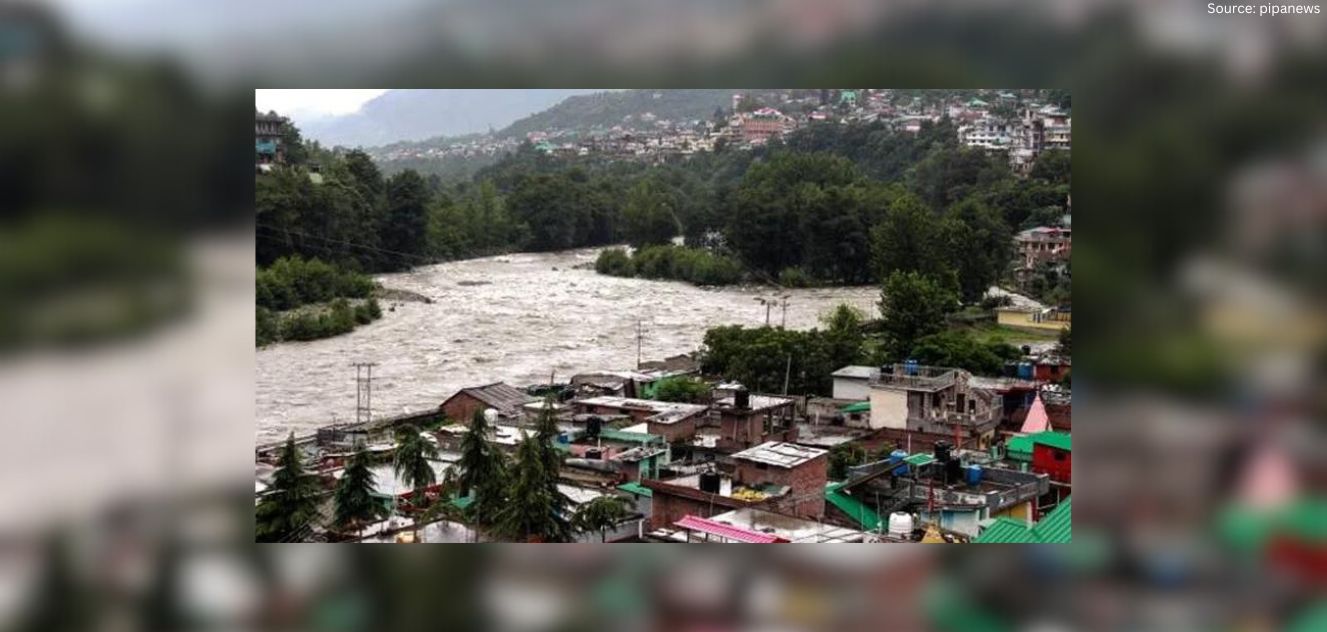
[1,0,1325,629]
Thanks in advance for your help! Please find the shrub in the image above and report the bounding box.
[778,267,812,288]
[595,248,634,277]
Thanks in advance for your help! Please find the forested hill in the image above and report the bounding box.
[498,90,735,137]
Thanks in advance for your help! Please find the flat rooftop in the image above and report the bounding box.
[708,508,870,543]
[831,365,878,380]
[575,396,708,425]
[714,394,794,413]
[732,442,827,468]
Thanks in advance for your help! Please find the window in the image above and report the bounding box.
[1053,451,1066,461]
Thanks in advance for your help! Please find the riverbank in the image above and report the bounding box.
[256,247,879,442]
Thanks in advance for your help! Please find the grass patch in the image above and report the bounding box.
[962,322,1061,346]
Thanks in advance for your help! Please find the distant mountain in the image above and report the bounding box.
[499,89,736,138]
[297,89,601,148]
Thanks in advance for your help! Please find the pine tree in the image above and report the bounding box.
[333,446,384,536]
[456,409,507,526]
[394,425,438,510]
[494,435,570,542]
[573,495,633,543]
[256,434,323,542]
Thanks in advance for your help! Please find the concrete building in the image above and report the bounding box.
[1015,226,1072,270]
[255,111,286,166]
[642,441,828,530]
[831,365,878,400]
[995,306,1072,332]
[572,396,708,443]
[866,364,1002,452]
[653,507,870,543]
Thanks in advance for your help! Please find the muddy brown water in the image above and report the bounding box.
[255,248,884,443]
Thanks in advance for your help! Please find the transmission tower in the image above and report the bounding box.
[353,362,378,425]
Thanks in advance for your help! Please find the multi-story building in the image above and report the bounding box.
[866,364,1001,452]
[733,107,796,145]
[1015,226,1072,270]
[642,441,828,530]
[255,111,286,166]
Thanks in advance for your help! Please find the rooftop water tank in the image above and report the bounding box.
[966,464,983,486]
[699,471,722,494]
[734,388,750,410]
[483,408,498,424]
[889,449,908,463]
[888,512,914,537]
[904,359,919,376]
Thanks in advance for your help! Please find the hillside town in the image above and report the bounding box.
[255,88,1072,543]
[337,89,1071,175]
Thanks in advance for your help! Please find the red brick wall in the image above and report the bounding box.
[441,392,484,425]
[733,456,827,519]
[650,492,724,530]
[647,416,698,443]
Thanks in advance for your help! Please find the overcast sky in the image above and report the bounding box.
[254,89,389,119]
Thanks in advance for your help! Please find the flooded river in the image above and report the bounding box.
[256,248,880,443]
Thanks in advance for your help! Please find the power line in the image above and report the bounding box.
[255,223,438,264]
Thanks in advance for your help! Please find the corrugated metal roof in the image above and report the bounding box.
[903,453,935,467]
[840,402,871,414]
[599,429,663,444]
[617,482,652,497]
[732,442,827,468]
[675,515,787,543]
[973,496,1071,543]
[455,382,537,414]
[973,518,1040,543]
[1033,497,1071,543]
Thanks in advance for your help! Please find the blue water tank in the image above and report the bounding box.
[966,464,983,486]
[1017,362,1034,380]
[904,359,919,376]
[889,450,908,463]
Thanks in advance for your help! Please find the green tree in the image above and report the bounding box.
[493,435,571,542]
[380,170,431,270]
[456,409,507,526]
[256,434,323,542]
[908,330,1020,375]
[1029,149,1070,185]
[1057,326,1071,356]
[869,193,945,281]
[940,198,1012,304]
[622,180,679,247]
[653,376,710,403]
[726,152,863,276]
[594,247,634,276]
[879,271,959,355]
[821,303,866,368]
[393,425,439,510]
[333,446,385,536]
[828,444,869,481]
[573,495,633,542]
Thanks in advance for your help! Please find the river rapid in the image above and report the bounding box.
[255,248,880,443]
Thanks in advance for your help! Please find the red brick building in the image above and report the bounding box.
[642,442,828,529]
[713,393,797,452]
[440,382,536,424]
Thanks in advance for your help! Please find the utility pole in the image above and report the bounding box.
[780,295,789,328]
[353,362,378,425]
[636,319,643,369]
[782,354,792,395]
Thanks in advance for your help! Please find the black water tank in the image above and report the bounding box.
[586,416,602,437]
[699,471,722,494]
[933,440,952,464]
[585,448,603,460]
[946,458,963,486]
[735,388,750,410]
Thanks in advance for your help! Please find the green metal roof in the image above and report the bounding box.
[973,518,1041,543]
[904,453,935,467]
[973,497,1071,543]
[840,402,870,414]
[1006,431,1071,462]
[1034,497,1072,542]
[599,429,662,444]
[616,482,653,497]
